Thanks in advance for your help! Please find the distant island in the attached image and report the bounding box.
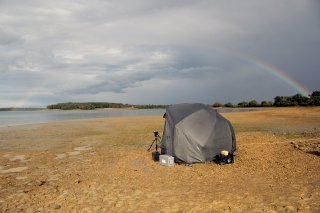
[46,102,167,110]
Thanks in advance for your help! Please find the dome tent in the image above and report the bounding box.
[161,103,236,163]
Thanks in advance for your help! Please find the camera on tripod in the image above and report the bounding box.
[148,131,161,153]
[149,131,161,161]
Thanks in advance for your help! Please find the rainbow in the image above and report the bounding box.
[217,47,311,97]
[14,72,58,108]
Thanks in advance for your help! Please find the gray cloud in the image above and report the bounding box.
[0,0,319,107]
[0,28,25,45]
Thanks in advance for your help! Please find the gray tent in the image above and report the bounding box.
[161,103,236,163]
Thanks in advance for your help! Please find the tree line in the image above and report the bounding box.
[46,90,320,110]
[212,90,320,108]
[46,102,167,110]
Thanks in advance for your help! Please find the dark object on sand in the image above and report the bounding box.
[214,151,234,165]
[152,151,160,161]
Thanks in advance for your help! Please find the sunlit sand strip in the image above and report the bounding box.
[16,176,28,180]
[3,154,32,163]
[74,145,91,151]
[68,151,81,155]
[54,145,92,159]
[9,155,25,161]
[48,175,59,181]
[0,167,28,173]
[54,154,67,159]
[3,154,12,158]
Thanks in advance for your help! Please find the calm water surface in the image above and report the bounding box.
[0,108,260,127]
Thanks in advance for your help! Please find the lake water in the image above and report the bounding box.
[0,108,261,127]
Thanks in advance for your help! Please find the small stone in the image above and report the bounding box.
[38,180,46,186]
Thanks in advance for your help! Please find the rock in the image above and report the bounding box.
[37,180,46,186]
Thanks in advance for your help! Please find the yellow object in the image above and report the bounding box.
[221,150,229,156]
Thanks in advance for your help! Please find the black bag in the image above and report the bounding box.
[152,151,160,162]
[214,153,234,165]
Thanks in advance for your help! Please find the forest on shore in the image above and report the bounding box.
[44,90,320,110]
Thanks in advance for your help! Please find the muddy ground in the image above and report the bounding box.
[0,107,319,213]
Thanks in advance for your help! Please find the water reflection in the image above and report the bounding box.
[0,109,165,127]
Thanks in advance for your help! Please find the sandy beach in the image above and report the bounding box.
[0,107,320,213]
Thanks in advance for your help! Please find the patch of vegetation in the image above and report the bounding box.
[213,90,320,108]
[47,102,167,110]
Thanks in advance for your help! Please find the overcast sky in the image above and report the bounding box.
[0,0,319,107]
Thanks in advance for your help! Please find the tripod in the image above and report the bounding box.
[147,134,162,152]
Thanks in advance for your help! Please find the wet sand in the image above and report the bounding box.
[0,107,320,213]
